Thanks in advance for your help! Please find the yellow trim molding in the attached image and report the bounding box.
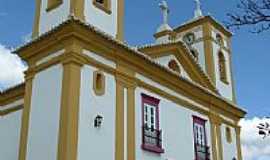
[70,0,85,20]
[153,30,173,39]
[115,77,125,160]
[32,0,42,38]
[15,18,246,120]
[0,105,23,116]
[18,73,34,160]
[138,42,217,93]
[203,22,216,85]
[47,0,63,12]
[57,40,83,160]
[0,84,25,106]
[174,16,232,38]
[116,0,124,41]
[236,126,243,160]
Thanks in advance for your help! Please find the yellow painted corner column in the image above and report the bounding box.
[115,62,136,160]
[115,76,125,160]
[216,122,224,160]
[57,55,83,160]
[209,113,223,160]
[70,0,85,20]
[116,0,124,41]
[18,70,34,160]
[210,119,218,160]
[236,126,243,160]
[32,0,42,39]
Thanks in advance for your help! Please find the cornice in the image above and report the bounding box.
[12,16,246,119]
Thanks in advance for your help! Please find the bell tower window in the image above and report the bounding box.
[47,0,62,12]
[218,51,228,84]
[216,33,224,46]
[93,0,112,14]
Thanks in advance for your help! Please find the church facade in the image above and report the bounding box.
[0,0,246,160]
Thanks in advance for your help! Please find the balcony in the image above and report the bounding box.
[141,126,164,154]
[195,143,210,160]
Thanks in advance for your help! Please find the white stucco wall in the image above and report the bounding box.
[135,88,213,160]
[221,124,238,160]
[0,108,22,160]
[77,65,116,160]
[26,64,63,160]
[155,55,192,81]
[39,0,70,35]
[85,0,118,37]
[191,41,206,71]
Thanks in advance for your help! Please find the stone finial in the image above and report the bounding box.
[194,0,203,18]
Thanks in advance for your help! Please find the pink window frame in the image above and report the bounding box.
[192,115,209,160]
[141,93,164,153]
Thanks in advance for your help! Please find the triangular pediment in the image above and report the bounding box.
[138,42,217,93]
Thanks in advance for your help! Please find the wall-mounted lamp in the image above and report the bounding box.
[94,115,103,128]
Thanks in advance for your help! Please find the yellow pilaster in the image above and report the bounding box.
[57,56,82,160]
[70,0,85,20]
[18,71,34,160]
[209,113,223,160]
[32,0,42,38]
[236,126,243,160]
[115,77,125,160]
[203,23,216,85]
[216,123,224,160]
[116,0,124,41]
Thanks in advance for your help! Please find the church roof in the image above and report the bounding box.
[13,16,246,118]
[0,83,25,106]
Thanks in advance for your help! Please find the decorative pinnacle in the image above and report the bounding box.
[159,0,170,25]
[194,0,203,18]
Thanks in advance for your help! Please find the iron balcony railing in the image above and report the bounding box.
[142,125,162,148]
[195,143,210,160]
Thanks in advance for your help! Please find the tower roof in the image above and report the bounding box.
[174,15,233,37]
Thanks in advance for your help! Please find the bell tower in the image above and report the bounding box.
[32,0,124,40]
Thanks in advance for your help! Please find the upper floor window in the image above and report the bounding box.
[141,93,164,154]
[47,0,62,11]
[218,51,228,84]
[226,127,232,143]
[168,59,181,74]
[216,33,224,46]
[93,70,105,96]
[193,116,210,160]
[183,32,196,45]
[93,0,112,14]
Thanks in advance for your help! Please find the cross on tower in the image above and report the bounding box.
[159,0,169,25]
[194,0,203,18]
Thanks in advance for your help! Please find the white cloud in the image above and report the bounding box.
[240,118,270,160]
[0,44,27,91]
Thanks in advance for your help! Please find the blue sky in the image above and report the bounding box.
[0,0,269,118]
